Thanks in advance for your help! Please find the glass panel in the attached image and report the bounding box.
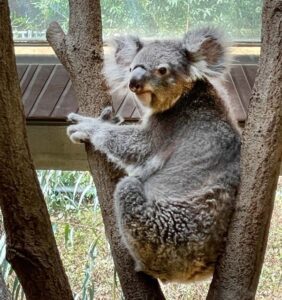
[9,0,263,42]
[101,0,263,41]
[9,0,69,41]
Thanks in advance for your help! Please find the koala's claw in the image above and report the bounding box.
[67,124,78,136]
[67,124,90,144]
[98,106,124,124]
[112,115,124,125]
[69,131,90,144]
[99,106,113,121]
[67,113,88,123]
[67,120,93,144]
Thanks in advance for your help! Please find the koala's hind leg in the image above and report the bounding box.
[114,176,154,271]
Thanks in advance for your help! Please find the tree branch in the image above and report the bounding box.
[46,22,67,65]
[68,0,102,43]
[0,1,73,299]
[207,0,282,299]
[47,1,165,299]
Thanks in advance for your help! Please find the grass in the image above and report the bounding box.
[256,188,282,299]
[52,208,118,299]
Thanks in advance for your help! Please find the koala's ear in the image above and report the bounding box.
[182,27,230,79]
[103,36,143,92]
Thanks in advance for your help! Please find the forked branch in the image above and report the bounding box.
[47,1,165,299]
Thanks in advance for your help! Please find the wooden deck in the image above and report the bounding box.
[17,63,258,123]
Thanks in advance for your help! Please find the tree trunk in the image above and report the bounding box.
[0,1,73,299]
[207,1,282,299]
[46,1,165,299]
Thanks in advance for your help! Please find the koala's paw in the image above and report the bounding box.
[67,129,90,144]
[99,106,124,125]
[99,106,113,121]
[67,113,97,144]
[111,115,124,125]
[68,113,90,123]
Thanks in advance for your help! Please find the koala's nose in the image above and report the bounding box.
[129,66,146,93]
[129,78,144,93]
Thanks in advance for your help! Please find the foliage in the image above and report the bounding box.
[101,0,263,40]
[9,0,69,32]
[38,170,99,299]
[9,0,263,40]
[37,170,97,214]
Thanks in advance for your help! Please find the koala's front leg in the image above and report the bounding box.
[66,113,99,144]
[67,106,122,143]
[67,110,152,167]
[67,105,119,141]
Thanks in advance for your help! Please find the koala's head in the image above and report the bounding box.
[103,27,230,113]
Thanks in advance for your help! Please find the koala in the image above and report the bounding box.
[67,27,241,283]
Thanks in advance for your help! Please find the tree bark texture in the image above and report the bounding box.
[47,1,165,299]
[207,1,282,299]
[0,1,73,299]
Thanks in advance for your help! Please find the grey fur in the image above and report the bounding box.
[67,27,240,283]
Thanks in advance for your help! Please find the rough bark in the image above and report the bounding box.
[207,1,282,299]
[0,1,73,299]
[47,1,165,299]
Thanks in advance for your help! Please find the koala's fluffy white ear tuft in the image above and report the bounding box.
[183,27,231,79]
[103,36,143,93]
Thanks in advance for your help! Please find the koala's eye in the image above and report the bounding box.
[157,66,168,76]
[129,67,132,72]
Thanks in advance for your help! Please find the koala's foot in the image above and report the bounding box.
[115,176,144,201]
[67,113,98,144]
